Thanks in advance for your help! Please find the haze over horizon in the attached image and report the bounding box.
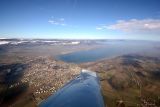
[0,1,160,107]
[1,0,160,41]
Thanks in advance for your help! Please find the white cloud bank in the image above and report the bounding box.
[48,18,66,26]
[97,19,160,35]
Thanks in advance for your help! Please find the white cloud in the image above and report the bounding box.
[97,19,160,35]
[96,19,160,35]
[96,27,103,30]
[61,23,67,26]
[48,18,67,26]
[96,25,107,30]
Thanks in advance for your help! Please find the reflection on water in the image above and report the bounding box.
[57,40,160,63]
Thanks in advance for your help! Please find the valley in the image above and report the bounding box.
[0,39,160,107]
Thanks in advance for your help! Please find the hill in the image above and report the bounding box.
[81,54,160,107]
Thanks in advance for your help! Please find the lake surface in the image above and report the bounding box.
[56,40,160,63]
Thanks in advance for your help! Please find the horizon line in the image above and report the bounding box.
[0,37,159,42]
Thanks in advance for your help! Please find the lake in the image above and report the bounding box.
[56,40,160,63]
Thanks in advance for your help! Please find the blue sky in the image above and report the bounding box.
[0,0,160,40]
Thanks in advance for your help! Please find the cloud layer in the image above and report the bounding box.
[48,18,66,26]
[97,19,160,35]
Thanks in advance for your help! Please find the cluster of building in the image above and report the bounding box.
[20,57,81,103]
[141,98,157,107]
[1,56,81,105]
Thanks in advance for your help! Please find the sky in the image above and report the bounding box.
[0,0,160,40]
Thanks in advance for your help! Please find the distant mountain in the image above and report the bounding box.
[81,54,160,107]
[0,38,82,46]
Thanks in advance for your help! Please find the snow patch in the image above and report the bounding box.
[43,41,59,43]
[11,41,27,45]
[71,41,80,45]
[0,41,10,45]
